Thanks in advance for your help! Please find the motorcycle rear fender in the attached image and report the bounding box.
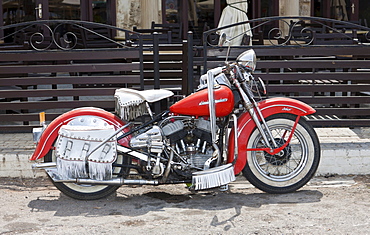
[30,107,129,161]
[227,97,316,174]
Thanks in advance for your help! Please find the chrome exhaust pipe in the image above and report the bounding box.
[45,168,159,186]
[53,178,159,186]
[32,162,57,169]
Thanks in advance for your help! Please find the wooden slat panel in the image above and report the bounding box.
[266,84,370,92]
[0,113,60,122]
[0,88,116,98]
[260,72,370,81]
[296,96,370,104]
[257,60,370,69]
[143,79,182,86]
[205,46,370,61]
[143,62,183,69]
[308,119,370,127]
[0,75,140,86]
[206,61,370,70]
[315,108,370,116]
[0,63,139,74]
[0,49,140,62]
[143,54,183,61]
[0,125,36,132]
[248,46,370,57]
[0,100,114,110]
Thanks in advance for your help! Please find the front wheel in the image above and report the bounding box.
[243,113,320,194]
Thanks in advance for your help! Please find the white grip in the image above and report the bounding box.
[208,67,223,76]
[199,67,223,85]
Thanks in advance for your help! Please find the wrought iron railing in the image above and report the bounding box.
[0,20,143,50]
[204,16,370,46]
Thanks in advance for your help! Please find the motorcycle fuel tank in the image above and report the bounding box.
[170,85,234,117]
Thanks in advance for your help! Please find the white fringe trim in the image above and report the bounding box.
[88,161,113,180]
[57,158,88,179]
[56,158,113,180]
[192,163,236,190]
[119,102,147,121]
[115,92,147,121]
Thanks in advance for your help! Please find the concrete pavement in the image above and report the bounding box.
[0,127,370,177]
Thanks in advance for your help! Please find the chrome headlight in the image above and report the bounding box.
[236,49,257,71]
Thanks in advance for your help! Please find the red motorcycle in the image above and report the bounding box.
[31,47,320,200]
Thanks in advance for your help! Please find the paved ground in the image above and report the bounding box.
[0,132,34,155]
[0,128,369,234]
[0,175,369,234]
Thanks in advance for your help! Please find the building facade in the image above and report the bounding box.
[1,1,369,37]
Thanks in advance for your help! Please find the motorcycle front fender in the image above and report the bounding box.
[227,97,316,174]
[30,107,129,161]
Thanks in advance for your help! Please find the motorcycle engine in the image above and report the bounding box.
[161,118,215,169]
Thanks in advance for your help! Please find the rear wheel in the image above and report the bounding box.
[45,149,128,200]
[243,114,320,194]
[43,114,130,200]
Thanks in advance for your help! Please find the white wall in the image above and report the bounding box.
[116,0,162,36]
[278,0,311,37]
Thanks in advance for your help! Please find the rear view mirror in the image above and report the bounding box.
[218,32,227,47]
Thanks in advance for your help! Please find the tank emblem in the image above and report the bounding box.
[199,98,228,106]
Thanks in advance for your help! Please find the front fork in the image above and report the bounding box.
[233,77,279,152]
[247,104,278,150]
[235,78,302,155]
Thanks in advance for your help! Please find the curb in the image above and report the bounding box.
[1,128,370,178]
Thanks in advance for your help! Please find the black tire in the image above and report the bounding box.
[242,113,320,194]
[45,143,128,200]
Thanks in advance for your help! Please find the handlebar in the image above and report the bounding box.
[198,63,254,88]
[199,66,225,84]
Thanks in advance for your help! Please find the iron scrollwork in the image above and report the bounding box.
[1,20,135,51]
[28,23,78,51]
[204,16,370,48]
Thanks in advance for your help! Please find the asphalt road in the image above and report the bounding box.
[0,175,369,234]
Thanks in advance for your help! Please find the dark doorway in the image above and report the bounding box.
[1,0,116,26]
[313,0,361,23]
[359,0,370,26]
[2,0,37,25]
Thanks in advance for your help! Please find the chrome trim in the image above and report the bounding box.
[231,114,238,164]
[255,105,279,149]
[32,127,44,143]
[117,145,149,162]
[32,162,57,169]
[45,167,159,185]
[207,69,221,166]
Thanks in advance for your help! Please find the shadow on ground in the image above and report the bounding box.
[27,185,323,217]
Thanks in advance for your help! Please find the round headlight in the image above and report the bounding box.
[236,49,257,71]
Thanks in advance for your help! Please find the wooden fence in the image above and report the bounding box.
[1,17,370,131]
[0,21,186,132]
[198,46,370,127]
[195,16,370,127]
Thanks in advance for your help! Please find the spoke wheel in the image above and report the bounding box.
[45,148,129,200]
[43,115,130,200]
[243,114,320,194]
